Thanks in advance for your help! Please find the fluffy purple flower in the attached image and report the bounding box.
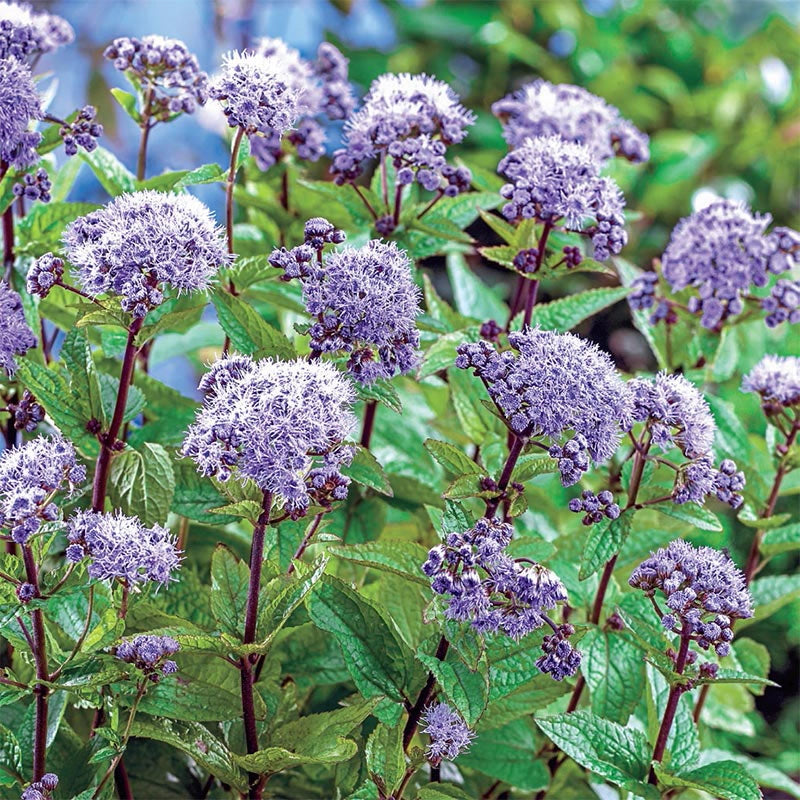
[331,72,475,193]
[0,56,42,169]
[209,49,301,136]
[536,624,582,681]
[104,35,209,118]
[420,702,475,764]
[20,772,58,800]
[0,1,73,59]
[492,79,649,163]
[0,281,36,375]
[497,135,628,260]
[66,510,181,587]
[661,200,799,329]
[182,356,356,516]
[629,539,753,658]
[62,191,229,317]
[115,634,179,682]
[762,278,800,328]
[0,435,85,544]
[272,232,421,384]
[247,38,354,170]
[457,328,632,468]
[742,355,800,409]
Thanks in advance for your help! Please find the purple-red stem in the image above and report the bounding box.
[360,400,377,448]
[402,635,450,751]
[287,513,323,575]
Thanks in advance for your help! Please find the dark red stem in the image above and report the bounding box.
[360,400,377,448]
[402,635,449,751]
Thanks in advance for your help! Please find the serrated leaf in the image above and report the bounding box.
[355,380,402,413]
[417,647,489,725]
[209,545,249,638]
[743,574,800,625]
[212,290,295,359]
[646,665,699,772]
[418,328,478,380]
[511,454,558,482]
[446,252,508,322]
[424,438,484,476]
[328,540,430,585]
[80,146,137,196]
[365,724,405,792]
[107,442,175,525]
[171,462,238,525]
[654,760,762,800]
[580,513,633,580]
[528,286,631,332]
[653,501,722,532]
[342,446,393,496]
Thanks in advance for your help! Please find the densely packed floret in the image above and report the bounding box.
[0,56,42,169]
[497,135,628,260]
[56,191,229,317]
[0,1,73,60]
[104,35,209,118]
[182,355,356,516]
[66,510,181,587]
[492,79,649,163]
[569,489,621,525]
[247,38,354,170]
[762,278,800,328]
[0,281,36,375]
[630,539,754,659]
[19,772,59,800]
[421,516,580,677]
[209,49,300,137]
[456,328,631,477]
[270,224,421,384]
[420,703,475,765]
[25,252,63,298]
[10,389,43,433]
[0,435,85,544]
[742,354,800,409]
[114,635,180,682]
[58,104,102,156]
[660,200,800,329]
[331,72,475,194]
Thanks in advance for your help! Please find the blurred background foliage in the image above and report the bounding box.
[34,0,799,788]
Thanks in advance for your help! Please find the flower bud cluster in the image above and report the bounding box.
[11,389,44,432]
[115,635,179,682]
[20,772,59,800]
[13,167,50,202]
[762,278,800,328]
[25,252,63,298]
[537,623,582,681]
[568,489,621,524]
[548,435,591,487]
[59,105,102,156]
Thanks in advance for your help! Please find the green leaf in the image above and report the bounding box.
[535,710,651,786]
[706,394,753,463]
[423,438,484,476]
[744,574,800,625]
[582,629,646,724]
[417,647,489,725]
[110,88,141,123]
[365,724,405,792]
[425,191,502,229]
[209,545,249,638]
[418,328,478,380]
[298,179,375,226]
[732,637,771,695]
[446,252,508,322]
[478,208,517,243]
[738,504,791,530]
[328,540,430,585]
[652,501,723,532]
[354,380,403,414]
[646,665,699,772]
[136,672,246,722]
[107,442,175,525]
[342,446,393,496]
[448,366,503,444]
[511,454,558,482]
[579,512,633,580]
[211,290,295,359]
[528,286,631,332]
[171,462,238,524]
[422,273,472,332]
[654,760,761,800]
[60,330,105,423]
[306,575,411,703]
[80,146,137,196]
[417,785,475,800]
[129,717,247,792]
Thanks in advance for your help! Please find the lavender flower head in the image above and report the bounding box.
[182,355,357,516]
[20,773,58,800]
[248,38,354,171]
[0,435,85,544]
[0,56,42,169]
[331,72,475,194]
[209,49,301,137]
[421,702,475,764]
[271,230,421,384]
[115,634,179,682]
[456,328,631,485]
[492,79,649,163]
[661,200,799,330]
[0,281,36,375]
[629,539,753,658]
[498,135,628,260]
[66,510,181,587]
[104,35,209,118]
[762,278,800,328]
[742,355,800,410]
[60,191,229,317]
[0,1,73,60]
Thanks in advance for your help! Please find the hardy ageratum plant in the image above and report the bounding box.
[492,78,650,163]
[248,37,354,171]
[0,281,36,375]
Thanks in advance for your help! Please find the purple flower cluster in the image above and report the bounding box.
[331,72,475,194]
[58,104,102,156]
[270,224,421,384]
[104,35,209,118]
[537,623,582,681]
[492,79,649,163]
[209,49,300,137]
[0,281,36,375]
[629,539,753,658]
[10,389,43,432]
[182,355,356,517]
[0,435,85,544]
[420,702,475,764]
[547,435,591,487]
[19,772,59,800]
[661,200,800,329]
[58,191,228,317]
[628,272,676,325]
[762,278,800,328]
[13,166,50,203]
[742,355,800,409]
[569,489,621,525]
[456,328,631,468]
[248,38,354,170]
[66,510,181,587]
[0,1,73,60]
[0,56,41,169]
[115,634,179,682]
[497,135,628,260]
[25,252,63,298]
